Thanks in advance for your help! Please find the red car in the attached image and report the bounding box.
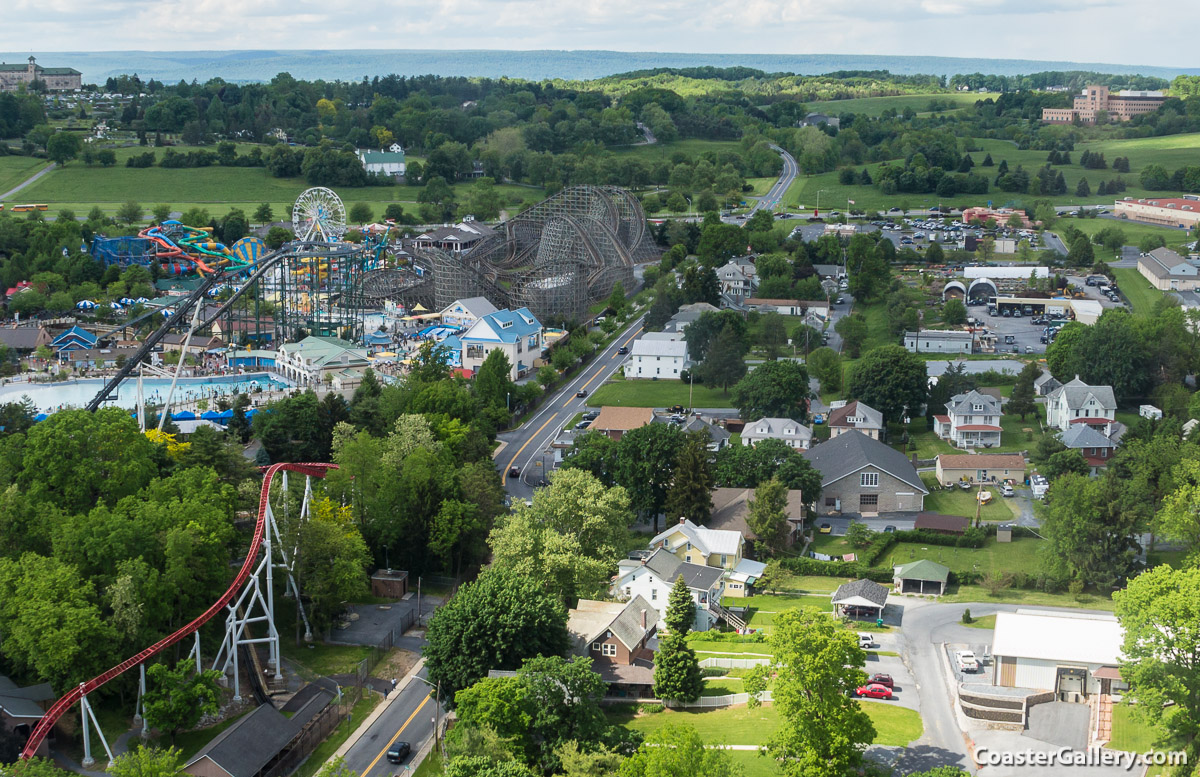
[855,683,893,700]
[869,673,894,689]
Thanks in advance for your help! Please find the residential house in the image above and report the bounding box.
[627,337,689,379]
[676,415,731,451]
[275,336,370,387]
[716,259,758,302]
[1045,377,1117,433]
[612,548,727,632]
[904,329,974,355]
[663,303,719,334]
[567,597,657,696]
[934,389,1004,449]
[459,307,543,380]
[0,675,54,756]
[51,325,97,356]
[438,296,498,328]
[708,486,807,557]
[1058,424,1119,474]
[356,145,406,179]
[802,430,928,515]
[0,325,51,355]
[935,453,1027,486]
[648,516,767,598]
[413,219,497,254]
[183,688,334,777]
[1138,246,1200,292]
[741,417,813,450]
[589,406,655,440]
[991,611,1127,699]
[893,559,950,595]
[830,579,888,619]
[827,400,884,440]
[1033,371,1062,397]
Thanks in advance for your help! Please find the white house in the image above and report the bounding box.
[627,337,689,380]
[1138,247,1200,292]
[1045,377,1117,433]
[741,417,813,450]
[934,389,1003,448]
[357,145,406,178]
[992,610,1128,700]
[904,329,974,354]
[716,259,758,301]
[438,297,498,328]
[459,307,543,380]
[612,548,726,632]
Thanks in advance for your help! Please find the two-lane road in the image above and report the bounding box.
[339,667,437,777]
[497,316,645,501]
[750,144,798,214]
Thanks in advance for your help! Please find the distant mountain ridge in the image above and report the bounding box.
[2,49,1196,86]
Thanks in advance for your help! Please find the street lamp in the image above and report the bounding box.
[413,675,444,759]
[684,196,693,222]
[814,189,831,217]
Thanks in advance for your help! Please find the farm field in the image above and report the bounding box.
[610,138,741,163]
[805,92,1003,117]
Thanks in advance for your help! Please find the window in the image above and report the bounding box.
[721,554,728,566]
[601,643,617,657]
[972,403,984,412]
[825,497,837,507]
[860,472,879,487]
[592,642,602,651]
[685,555,692,563]
[860,493,879,507]
[651,589,657,600]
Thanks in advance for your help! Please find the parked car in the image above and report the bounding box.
[883,525,897,533]
[870,673,895,689]
[818,522,832,534]
[387,742,412,764]
[956,651,980,673]
[575,420,592,430]
[1001,483,1015,497]
[855,683,892,699]
[858,633,873,648]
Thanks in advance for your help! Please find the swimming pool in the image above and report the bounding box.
[0,373,293,413]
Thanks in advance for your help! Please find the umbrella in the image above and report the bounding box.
[412,303,428,312]
[75,300,96,310]
[244,408,259,417]
[216,409,234,419]
[33,413,48,422]
[201,410,222,420]
[119,297,136,305]
[173,411,196,420]
[110,301,124,309]
[136,297,149,304]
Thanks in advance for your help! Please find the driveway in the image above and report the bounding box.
[1024,702,1090,750]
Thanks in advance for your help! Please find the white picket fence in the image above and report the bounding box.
[666,690,774,708]
[699,657,772,669]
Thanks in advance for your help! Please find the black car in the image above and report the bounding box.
[617,346,629,355]
[508,466,520,477]
[386,742,412,764]
[576,390,588,398]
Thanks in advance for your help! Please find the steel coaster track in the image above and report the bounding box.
[19,462,338,760]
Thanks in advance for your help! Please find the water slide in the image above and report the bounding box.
[19,462,338,760]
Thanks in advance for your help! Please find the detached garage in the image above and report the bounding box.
[991,610,1127,702]
[893,559,950,595]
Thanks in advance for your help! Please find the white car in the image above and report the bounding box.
[859,634,874,648]
[1000,484,1015,497]
[956,650,980,672]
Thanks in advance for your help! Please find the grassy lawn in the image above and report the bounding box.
[294,691,383,777]
[412,752,444,777]
[850,300,894,353]
[806,93,1003,117]
[940,583,1114,610]
[962,614,997,630]
[282,640,373,677]
[608,702,921,748]
[1147,548,1189,568]
[585,378,734,409]
[765,571,854,595]
[1112,267,1165,317]
[610,139,741,163]
[689,639,775,658]
[701,677,746,696]
[1069,218,1194,258]
[1108,704,1165,753]
[0,155,50,195]
[920,475,1023,522]
[876,536,1042,576]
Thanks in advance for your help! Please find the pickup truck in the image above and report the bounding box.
[956,650,980,673]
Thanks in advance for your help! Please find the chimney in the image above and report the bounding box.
[641,609,647,629]
[678,517,685,525]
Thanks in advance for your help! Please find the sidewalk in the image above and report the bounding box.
[330,657,427,762]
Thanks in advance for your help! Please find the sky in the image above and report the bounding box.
[3,0,1198,69]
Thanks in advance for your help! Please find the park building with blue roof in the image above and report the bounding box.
[459,307,543,380]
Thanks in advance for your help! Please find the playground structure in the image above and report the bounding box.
[19,462,338,764]
[411,185,655,323]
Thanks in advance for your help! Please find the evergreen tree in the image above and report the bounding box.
[747,478,791,555]
[1076,178,1091,197]
[981,153,994,167]
[1054,171,1067,195]
[857,168,872,185]
[664,576,696,635]
[652,633,704,703]
[664,432,715,525]
[697,323,747,393]
[1008,361,1040,420]
[1047,150,1060,165]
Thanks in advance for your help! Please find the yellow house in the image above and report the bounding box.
[648,518,766,598]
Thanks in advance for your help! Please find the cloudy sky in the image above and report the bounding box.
[3,0,1196,68]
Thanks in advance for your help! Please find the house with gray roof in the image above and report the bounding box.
[438,296,498,328]
[935,389,1004,448]
[802,430,927,515]
[1138,247,1200,291]
[628,337,689,379]
[827,400,884,441]
[741,417,813,450]
[831,579,889,619]
[0,675,54,754]
[671,415,731,451]
[0,326,51,354]
[1045,376,1117,432]
[1059,423,1119,474]
[567,597,657,695]
[612,548,726,632]
[716,259,759,301]
[904,329,974,355]
[1033,370,1062,397]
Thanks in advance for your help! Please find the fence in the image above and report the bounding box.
[699,657,771,670]
[261,692,347,777]
[665,690,774,708]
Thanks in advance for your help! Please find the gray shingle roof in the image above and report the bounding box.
[608,595,657,651]
[1059,424,1116,449]
[0,675,54,719]
[185,689,333,777]
[831,579,889,607]
[947,390,1002,417]
[827,400,884,431]
[643,548,724,591]
[802,430,928,493]
[1048,378,1116,412]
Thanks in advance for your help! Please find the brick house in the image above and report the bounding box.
[802,430,927,515]
[566,597,657,697]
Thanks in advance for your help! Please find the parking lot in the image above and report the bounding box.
[972,303,1051,356]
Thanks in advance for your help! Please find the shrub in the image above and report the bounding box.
[962,608,973,624]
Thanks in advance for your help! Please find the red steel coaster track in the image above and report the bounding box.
[19,462,337,760]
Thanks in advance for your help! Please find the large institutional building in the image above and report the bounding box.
[1042,85,1165,124]
[0,57,82,92]
[1115,196,1200,230]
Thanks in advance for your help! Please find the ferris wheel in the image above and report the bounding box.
[292,187,347,242]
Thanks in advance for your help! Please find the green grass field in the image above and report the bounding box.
[877,536,1042,576]
[281,640,372,677]
[962,614,997,630]
[585,377,734,409]
[607,701,922,748]
[1108,704,1165,753]
[1112,267,1166,317]
[940,583,1114,610]
[610,139,741,163]
[805,93,1003,118]
[1068,217,1194,257]
[0,155,51,196]
[921,475,1025,522]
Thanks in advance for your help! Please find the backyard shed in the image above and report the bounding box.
[893,559,950,595]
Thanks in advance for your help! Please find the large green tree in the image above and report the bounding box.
[1007,361,1040,421]
[766,607,874,777]
[474,348,516,410]
[424,567,569,700]
[747,478,791,556]
[731,360,811,422]
[144,660,222,745]
[615,422,685,525]
[664,576,695,636]
[1037,473,1140,589]
[108,746,182,777]
[834,314,867,358]
[846,345,928,427]
[652,633,704,704]
[619,723,739,777]
[1114,566,1200,751]
[698,323,748,393]
[663,431,715,525]
[289,498,370,632]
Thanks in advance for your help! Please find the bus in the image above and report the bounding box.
[9,204,49,213]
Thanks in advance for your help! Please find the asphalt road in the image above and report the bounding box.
[497,315,645,502]
[340,666,438,777]
[750,144,798,214]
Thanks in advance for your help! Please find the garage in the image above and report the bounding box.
[892,559,950,595]
[991,611,1128,702]
[942,280,966,300]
